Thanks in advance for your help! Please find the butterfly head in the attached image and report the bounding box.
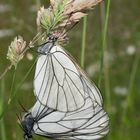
[37,31,68,54]
[48,31,68,44]
[48,34,58,43]
[21,113,35,140]
[37,33,59,55]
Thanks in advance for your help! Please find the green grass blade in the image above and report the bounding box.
[0,60,36,119]
[98,0,111,87]
[0,118,7,140]
[0,80,4,119]
[8,68,17,104]
[119,52,139,139]
[0,79,7,140]
[127,53,139,109]
[81,16,87,68]
[8,59,37,104]
[100,1,111,111]
[98,1,111,139]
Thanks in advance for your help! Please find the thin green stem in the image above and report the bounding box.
[36,0,41,33]
[8,68,17,104]
[127,53,139,108]
[0,118,7,140]
[0,64,12,80]
[104,59,111,111]
[119,52,139,139]
[98,3,111,140]
[0,79,4,119]
[0,79,7,140]
[98,0,111,87]
[81,16,87,68]
[0,59,37,120]
[100,1,111,111]
[8,59,37,104]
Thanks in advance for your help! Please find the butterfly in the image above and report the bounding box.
[21,35,109,140]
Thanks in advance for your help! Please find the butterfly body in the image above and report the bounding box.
[21,113,35,140]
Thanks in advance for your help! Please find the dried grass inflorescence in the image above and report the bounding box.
[37,0,103,33]
[61,0,103,26]
[7,36,26,68]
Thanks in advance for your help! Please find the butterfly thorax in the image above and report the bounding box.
[38,35,58,54]
[21,113,35,140]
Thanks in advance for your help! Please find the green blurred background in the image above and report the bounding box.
[0,0,140,140]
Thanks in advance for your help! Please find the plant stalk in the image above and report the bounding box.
[81,16,87,68]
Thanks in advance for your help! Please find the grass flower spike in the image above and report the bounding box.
[7,36,26,68]
[37,6,53,32]
[36,0,70,34]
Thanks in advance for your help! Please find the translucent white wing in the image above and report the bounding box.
[32,98,109,139]
[34,45,102,112]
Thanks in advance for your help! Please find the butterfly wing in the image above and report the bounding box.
[34,45,102,112]
[32,98,109,139]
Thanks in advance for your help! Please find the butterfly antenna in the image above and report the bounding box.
[16,113,24,130]
[19,112,23,122]
[27,45,39,54]
[18,122,24,131]
[16,113,21,122]
[20,32,47,54]
[18,100,28,113]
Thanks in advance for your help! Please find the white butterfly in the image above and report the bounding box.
[21,36,109,140]
[34,40,103,112]
[22,97,109,140]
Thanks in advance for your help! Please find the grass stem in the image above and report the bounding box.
[127,52,139,109]
[119,52,139,139]
[81,16,87,68]
[98,0,111,87]
[0,118,7,140]
[100,1,111,111]
[8,59,37,104]
[99,2,111,139]
[8,68,17,104]
[0,64,12,80]
[0,79,7,140]
[0,60,36,120]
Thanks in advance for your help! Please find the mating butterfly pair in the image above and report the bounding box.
[21,35,109,140]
